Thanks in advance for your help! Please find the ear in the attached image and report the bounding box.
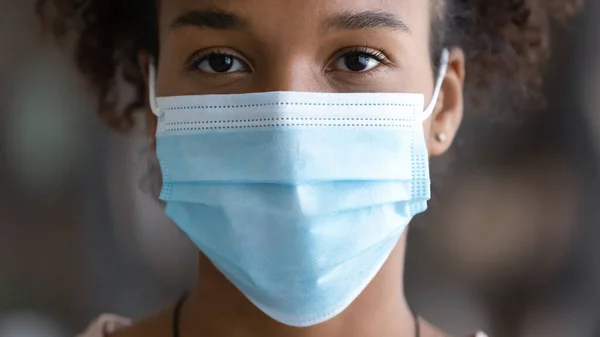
[138,51,158,150]
[426,47,465,157]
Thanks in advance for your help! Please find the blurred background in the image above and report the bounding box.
[0,1,599,336]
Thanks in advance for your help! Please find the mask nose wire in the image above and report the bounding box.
[421,48,450,121]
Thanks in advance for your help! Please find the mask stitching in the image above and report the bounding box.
[162,102,416,111]
[161,123,416,132]
[165,117,414,126]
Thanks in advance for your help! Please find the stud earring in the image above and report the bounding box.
[435,133,447,143]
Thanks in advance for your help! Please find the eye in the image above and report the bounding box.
[331,50,386,72]
[192,52,248,74]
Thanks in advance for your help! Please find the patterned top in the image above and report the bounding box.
[77,314,132,337]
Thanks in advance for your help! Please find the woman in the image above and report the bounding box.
[36,0,582,336]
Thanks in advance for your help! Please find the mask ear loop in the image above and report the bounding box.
[421,49,450,120]
[148,59,162,117]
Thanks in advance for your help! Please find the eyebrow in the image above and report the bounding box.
[324,11,411,33]
[170,9,247,30]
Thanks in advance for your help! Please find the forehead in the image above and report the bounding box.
[158,0,431,33]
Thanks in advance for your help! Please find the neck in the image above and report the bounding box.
[180,232,415,337]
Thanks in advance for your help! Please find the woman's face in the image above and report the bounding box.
[147,0,465,156]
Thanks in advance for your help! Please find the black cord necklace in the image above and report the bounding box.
[172,294,186,337]
[172,294,420,337]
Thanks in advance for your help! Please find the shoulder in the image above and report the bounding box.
[418,318,487,337]
[419,318,449,337]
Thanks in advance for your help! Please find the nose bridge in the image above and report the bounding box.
[258,56,324,92]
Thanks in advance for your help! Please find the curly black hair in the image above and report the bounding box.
[36,0,583,131]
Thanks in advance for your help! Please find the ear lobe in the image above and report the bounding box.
[428,48,465,157]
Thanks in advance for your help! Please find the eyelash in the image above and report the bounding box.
[185,46,392,73]
[339,46,391,66]
[186,48,248,72]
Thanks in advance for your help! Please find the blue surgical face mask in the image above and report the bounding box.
[148,50,449,327]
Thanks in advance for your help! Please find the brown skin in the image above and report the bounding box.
[113,0,465,336]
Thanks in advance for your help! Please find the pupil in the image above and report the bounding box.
[344,54,369,71]
[209,55,234,72]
